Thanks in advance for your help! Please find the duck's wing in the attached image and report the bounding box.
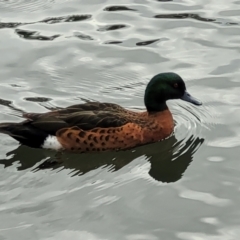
[22,101,131,133]
[23,102,126,119]
[30,110,130,134]
[65,102,125,112]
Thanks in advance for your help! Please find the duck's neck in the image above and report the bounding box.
[146,102,168,113]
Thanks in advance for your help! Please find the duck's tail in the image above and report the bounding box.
[0,121,49,148]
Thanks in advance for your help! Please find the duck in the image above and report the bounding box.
[0,72,202,152]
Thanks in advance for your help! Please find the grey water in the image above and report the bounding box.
[0,0,240,239]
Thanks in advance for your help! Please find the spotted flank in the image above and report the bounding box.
[56,124,143,152]
[0,72,202,152]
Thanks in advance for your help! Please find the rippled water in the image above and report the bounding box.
[0,0,240,239]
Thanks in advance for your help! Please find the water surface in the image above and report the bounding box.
[0,0,240,239]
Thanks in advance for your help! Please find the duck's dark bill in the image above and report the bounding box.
[181,91,202,106]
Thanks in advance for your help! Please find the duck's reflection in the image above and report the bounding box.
[0,134,204,183]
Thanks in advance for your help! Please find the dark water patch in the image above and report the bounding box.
[24,97,52,103]
[35,156,61,170]
[0,98,12,107]
[154,13,216,22]
[104,5,136,12]
[73,32,94,41]
[15,29,60,41]
[136,39,159,46]
[10,84,22,88]
[149,136,204,182]
[0,14,92,33]
[98,24,128,32]
[224,22,239,26]
[215,20,239,26]
[40,14,92,24]
[0,98,25,115]
[0,22,22,29]
[104,40,122,45]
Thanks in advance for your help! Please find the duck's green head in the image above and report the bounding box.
[144,72,202,112]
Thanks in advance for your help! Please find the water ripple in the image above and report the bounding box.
[0,0,60,12]
[15,29,60,41]
[154,13,216,22]
[97,24,129,32]
[0,22,22,29]
[104,40,122,45]
[40,14,92,24]
[136,39,159,46]
[73,32,94,41]
[0,14,91,29]
[179,188,231,207]
[104,5,136,12]
[24,97,52,103]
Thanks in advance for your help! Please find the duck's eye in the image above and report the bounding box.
[173,83,178,88]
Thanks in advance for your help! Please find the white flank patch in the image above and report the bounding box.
[41,135,63,150]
